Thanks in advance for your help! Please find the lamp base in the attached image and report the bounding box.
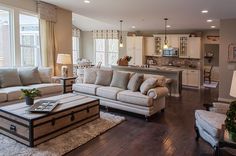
[61,66,68,77]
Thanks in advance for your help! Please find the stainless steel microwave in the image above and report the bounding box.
[162,48,179,57]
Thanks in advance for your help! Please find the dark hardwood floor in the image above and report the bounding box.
[66,88,222,156]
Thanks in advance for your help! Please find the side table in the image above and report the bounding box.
[216,125,236,156]
[52,76,77,94]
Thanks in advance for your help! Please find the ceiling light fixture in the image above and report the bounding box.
[163,18,169,49]
[211,25,216,28]
[132,26,136,29]
[119,20,123,48]
[84,0,90,3]
[201,10,208,14]
[166,25,171,28]
[207,19,213,23]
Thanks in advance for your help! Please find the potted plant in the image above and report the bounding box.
[225,101,236,142]
[20,88,41,105]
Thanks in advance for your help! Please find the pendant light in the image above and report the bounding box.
[119,20,123,47]
[163,18,168,49]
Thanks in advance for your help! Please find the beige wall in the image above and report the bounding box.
[80,31,127,64]
[219,19,236,101]
[54,8,72,76]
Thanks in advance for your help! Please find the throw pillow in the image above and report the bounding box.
[110,71,130,89]
[140,78,158,94]
[127,73,144,91]
[38,67,52,83]
[0,68,22,88]
[83,68,97,84]
[95,70,113,86]
[18,67,42,85]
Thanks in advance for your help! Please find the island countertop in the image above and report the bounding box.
[111,65,182,97]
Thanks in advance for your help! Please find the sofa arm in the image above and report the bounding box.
[209,102,230,114]
[147,87,168,99]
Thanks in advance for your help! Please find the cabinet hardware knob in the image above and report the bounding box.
[86,107,90,113]
[51,118,56,126]
[71,112,75,121]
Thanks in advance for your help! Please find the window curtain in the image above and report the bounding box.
[37,1,57,75]
[93,30,118,39]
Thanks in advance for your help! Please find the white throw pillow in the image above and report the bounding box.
[18,67,42,85]
[0,68,22,88]
[127,73,144,92]
[95,70,113,86]
[38,67,52,83]
[140,78,158,94]
[83,68,97,84]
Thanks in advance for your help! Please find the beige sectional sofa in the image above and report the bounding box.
[73,69,168,119]
[0,67,63,106]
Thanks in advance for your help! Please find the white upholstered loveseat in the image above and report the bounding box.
[0,67,63,106]
[73,68,168,118]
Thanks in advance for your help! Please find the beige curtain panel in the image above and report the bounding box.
[93,30,119,39]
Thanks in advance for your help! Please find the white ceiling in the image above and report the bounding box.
[42,0,236,31]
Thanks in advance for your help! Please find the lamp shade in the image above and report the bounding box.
[230,71,236,97]
[57,54,72,64]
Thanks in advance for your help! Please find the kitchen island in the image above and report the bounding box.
[112,65,182,97]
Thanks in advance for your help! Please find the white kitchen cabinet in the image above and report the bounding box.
[168,35,179,48]
[126,36,144,66]
[144,37,155,56]
[188,37,201,59]
[182,69,200,88]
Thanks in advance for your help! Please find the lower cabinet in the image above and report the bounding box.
[182,69,200,88]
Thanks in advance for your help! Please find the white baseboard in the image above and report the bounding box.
[218,97,234,103]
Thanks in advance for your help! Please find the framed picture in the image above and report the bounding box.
[228,43,236,62]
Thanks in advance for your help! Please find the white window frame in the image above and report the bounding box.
[72,36,80,64]
[94,38,119,67]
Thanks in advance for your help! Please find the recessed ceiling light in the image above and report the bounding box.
[211,25,216,28]
[131,26,136,29]
[207,19,213,23]
[201,10,208,14]
[84,0,90,3]
[166,25,171,28]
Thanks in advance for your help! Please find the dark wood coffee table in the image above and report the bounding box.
[0,93,99,147]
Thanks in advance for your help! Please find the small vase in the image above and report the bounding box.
[229,131,236,142]
[25,96,34,105]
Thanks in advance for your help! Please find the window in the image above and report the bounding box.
[95,39,118,66]
[19,13,40,66]
[72,36,79,64]
[0,8,13,66]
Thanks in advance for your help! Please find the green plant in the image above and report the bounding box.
[225,101,236,133]
[20,88,41,99]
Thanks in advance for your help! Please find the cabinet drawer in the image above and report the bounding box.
[62,79,75,85]
[65,86,72,92]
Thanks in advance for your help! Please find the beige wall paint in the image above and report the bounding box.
[80,31,127,64]
[54,8,72,76]
[219,19,236,101]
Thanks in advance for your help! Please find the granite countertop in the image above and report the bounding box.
[150,65,200,70]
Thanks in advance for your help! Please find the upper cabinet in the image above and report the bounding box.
[188,37,201,59]
[144,37,155,56]
[126,36,144,66]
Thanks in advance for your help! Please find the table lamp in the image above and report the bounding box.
[57,54,72,77]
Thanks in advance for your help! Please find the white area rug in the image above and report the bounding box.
[0,112,125,156]
[203,81,218,88]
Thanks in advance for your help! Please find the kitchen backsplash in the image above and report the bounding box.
[145,56,201,69]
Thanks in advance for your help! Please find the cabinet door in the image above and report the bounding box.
[134,36,144,65]
[126,36,135,65]
[179,35,189,58]
[188,37,201,59]
[144,37,155,56]
[182,70,188,85]
[187,70,200,87]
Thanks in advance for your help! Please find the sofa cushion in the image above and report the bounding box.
[18,67,42,85]
[144,74,166,87]
[96,87,124,100]
[117,90,153,107]
[27,83,63,95]
[83,68,97,84]
[73,83,102,95]
[95,70,113,86]
[195,110,226,138]
[0,92,7,102]
[0,86,29,101]
[140,78,157,94]
[38,67,52,83]
[0,68,22,88]
[110,71,130,89]
[127,73,144,91]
